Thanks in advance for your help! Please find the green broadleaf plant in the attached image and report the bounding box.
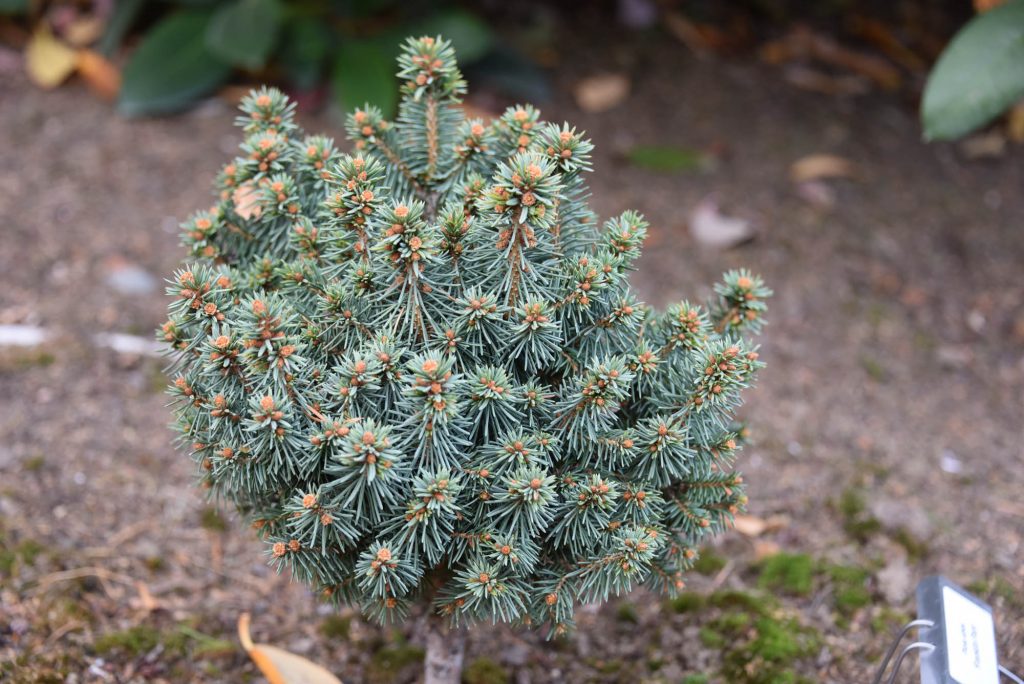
[278,14,332,90]
[161,34,770,674]
[331,39,399,117]
[206,0,285,71]
[922,0,1024,141]
[421,9,494,63]
[118,9,231,116]
[627,145,707,173]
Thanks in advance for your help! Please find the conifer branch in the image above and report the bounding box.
[161,37,771,642]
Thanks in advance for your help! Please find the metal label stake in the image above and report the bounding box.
[872,575,1020,684]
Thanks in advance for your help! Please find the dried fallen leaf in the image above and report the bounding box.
[25,24,77,89]
[761,26,901,91]
[663,11,713,58]
[64,16,105,48]
[573,73,630,113]
[239,613,343,684]
[76,50,120,100]
[789,154,857,183]
[732,514,768,537]
[959,130,1007,159]
[783,65,870,96]
[975,0,1009,11]
[689,199,754,249]
[752,540,781,560]
[460,100,499,124]
[233,181,263,220]
[1007,100,1024,142]
[131,580,160,613]
[794,180,836,209]
[847,16,926,72]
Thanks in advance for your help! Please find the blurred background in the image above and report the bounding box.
[1,1,1022,682]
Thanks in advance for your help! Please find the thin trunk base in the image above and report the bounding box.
[424,615,466,684]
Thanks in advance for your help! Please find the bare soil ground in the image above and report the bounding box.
[2,24,1022,684]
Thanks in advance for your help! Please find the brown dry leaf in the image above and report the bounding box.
[761,26,901,91]
[732,514,769,537]
[663,11,713,58]
[1007,101,1024,142]
[790,154,857,183]
[131,581,160,613]
[233,182,263,220]
[959,131,1007,159]
[64,16,104,47]
[689,199,754,249]
[574,74,630,113]
[219,84,254,105]
[238,613,343,684]
[76,50,120,99]
[664,11,751,57]
[753,540,781,560]
[783,65,870,96]
[764,514,790,532]
[847,16,926,72]
[25,24,77,89]
[460,100,498,124]
[975,0,1008,11]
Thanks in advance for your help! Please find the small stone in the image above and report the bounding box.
[574,74,630,113]
[105,260,158,295]
[690,199,754,249]
[288,636,314,654]
[869,497,932,540]
[877,556,913,604]
[939,449,963,475]
[502,641,529,666]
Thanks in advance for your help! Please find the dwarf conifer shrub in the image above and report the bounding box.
[162,34,770,664]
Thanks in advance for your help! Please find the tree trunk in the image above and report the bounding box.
[423,613,466,684]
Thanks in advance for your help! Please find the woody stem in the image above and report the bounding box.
[423,611,466,684]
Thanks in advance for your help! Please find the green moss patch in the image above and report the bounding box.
[615,602,639,623]
[688,585,822,684]
[0,536,45,577]
[837,488,882,542]
[366,643,425,684]
[199,506,229,533]
[758,553,814,596]
[669,592,707,613]
[693,548,728,575]
[463,656,510,684]
[708,589,771,613]
[94,622,234,660]
[0,348,56,371]
[827,565,872,616]
[94,625,162,657]
[720,614,819,684]
[319,614,352,639]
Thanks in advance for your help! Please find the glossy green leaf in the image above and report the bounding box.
[97,0,145,55]
[332,40,397,117]
[205,0,284,70]
[627,146,706,173]
[0,0,28,15]
[278,15,331,90]
[468,47,550,102]
[421,9,494,63]
[922,0,1024,141]
[118,10,232,117]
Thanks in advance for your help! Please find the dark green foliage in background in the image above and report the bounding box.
[111,1,504,117]
[922,0,1024,140]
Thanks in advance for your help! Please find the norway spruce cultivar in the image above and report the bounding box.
[162,35,770,681]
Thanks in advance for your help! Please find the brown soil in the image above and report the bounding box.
[2,22,1022,684]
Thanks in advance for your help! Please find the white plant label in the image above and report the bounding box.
[942,585,998,684]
